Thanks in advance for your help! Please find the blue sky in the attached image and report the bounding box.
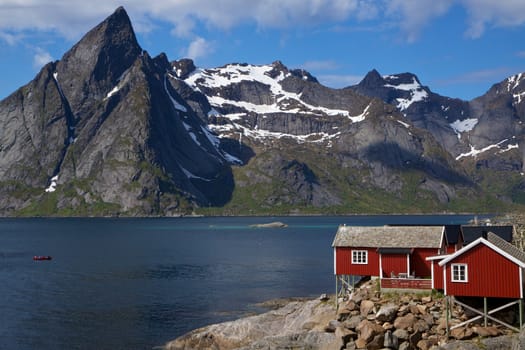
[1,0,525,101]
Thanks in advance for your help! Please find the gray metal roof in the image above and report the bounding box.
[332,225,444,248]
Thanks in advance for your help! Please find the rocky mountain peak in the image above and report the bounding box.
[383,72,422,86]
[358,69,384,88]
[289,68,318,83]
[172,58,196,79]
[266,60,289,79]
[53,6,142,109]
[267,61,318,82]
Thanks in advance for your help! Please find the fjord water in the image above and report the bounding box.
[0,215,481,349]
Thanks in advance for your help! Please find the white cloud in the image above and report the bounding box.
[384,0,525,42]
[186,37,214,60]
[0,1,373,40]
[33,47,53,69]
[0,0,524,45]
[0,31,21,46]
[460,0,525,38]
[385,0,454,43]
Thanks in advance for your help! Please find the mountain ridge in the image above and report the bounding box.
[0,7,524,216]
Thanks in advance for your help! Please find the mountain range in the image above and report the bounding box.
[0,7,524,216]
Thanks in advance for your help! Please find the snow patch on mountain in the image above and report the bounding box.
[456,139,518,160]
[105,85,120,100]
[45,175,59,193]
[384,77,428,111]
[514,91,525,105]
[349,103,370,122]
[185,63,357,119]
[450,118,478,138]
[507,73,523,92]
[185,64,286,89]
[397,120,411,128]
[210,122,341,147]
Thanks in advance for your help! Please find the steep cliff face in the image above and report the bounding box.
[0,7,237,216]
[0,7,523,216]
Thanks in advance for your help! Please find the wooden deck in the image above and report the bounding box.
[380,277,432,290]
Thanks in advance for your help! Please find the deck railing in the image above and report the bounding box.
[380,277,432,290]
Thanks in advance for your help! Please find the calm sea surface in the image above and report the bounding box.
[0,215,485,349]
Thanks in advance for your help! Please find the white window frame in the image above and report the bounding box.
[451,263,468,282]
[352,250,368,264]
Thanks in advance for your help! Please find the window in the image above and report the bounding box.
[451,264,468,282]
[352,250,368,264]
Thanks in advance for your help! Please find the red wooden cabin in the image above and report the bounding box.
[438,231,525,298]
[332,225,444,290]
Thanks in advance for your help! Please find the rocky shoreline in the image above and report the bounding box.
[165,279,525,350]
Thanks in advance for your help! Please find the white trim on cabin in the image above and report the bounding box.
[519,267,523,299]
[431,260,434,289]
[406,253,410,275]
[438,237,525,268]
[379,253,382,277]
[333,247,337,275]
[439,226,445,254]
[443,265,447,295]
[426,254,450,261]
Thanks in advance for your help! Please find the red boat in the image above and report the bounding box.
[33,255,52,261]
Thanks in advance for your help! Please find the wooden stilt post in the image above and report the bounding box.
[335,276,339,310]
[484,297,488,327]
[446,296,450,338]
[519,299,523,331]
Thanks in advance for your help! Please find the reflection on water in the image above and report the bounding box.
[0,215,482,350]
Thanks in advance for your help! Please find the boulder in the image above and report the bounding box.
[383,330,399,349]
[417,338,437,350]
[472,326,502,337]
[417,304,428,315]
[336,326,357,344]
[421,314,435,327]
[346,300,359,311]
[382,322,394,331]
[320,293,330,301]
[376,303,399,323]
[355,337,367,349]
[325,320,342,333]
[356,320,384,343]
[394,314,417,330]
[344,315,366,330]
[398,341,411,350]
[344,340,357,350]
[450,326,474,340]
[413,319,430,333]
[409,331,422,348]
[409,305,420,315]
[421,296,432,304]
[393,328,409,341]
[367,333,385,350]
[361,300,375,316]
